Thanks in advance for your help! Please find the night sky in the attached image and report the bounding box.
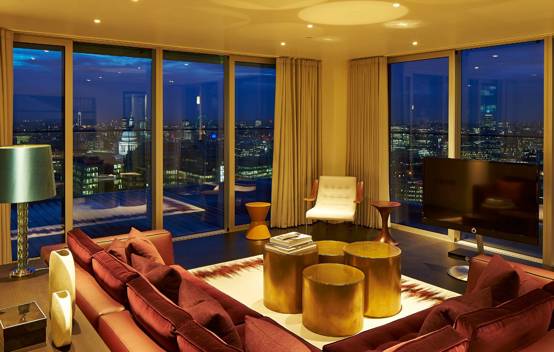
[13,48,276,127]
[390,40,544,127]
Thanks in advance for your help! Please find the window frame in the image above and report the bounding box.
[388,38,553,266]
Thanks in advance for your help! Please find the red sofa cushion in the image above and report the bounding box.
[126,228,165,265]
[92,251,139,305]
[454,289,554,352]
[127,276,190,352]
[419,287,492,335]
[171,264,263,325]
[107,238,128,263]
[244,315,312,352]
[179,280,242,350]
[67,228,103,273]
[132,254,181,304]
[383,326,469,352]
[467,254,519,305]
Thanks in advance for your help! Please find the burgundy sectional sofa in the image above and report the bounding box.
[42,230,554,352]
[324,255,554,352]
[42,229,320,352]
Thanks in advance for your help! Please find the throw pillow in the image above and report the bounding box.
[131,254,181,304]
[125,228,165,265]
[419,287,493,335]
[179,280,242,350]
[243,316,311,352]
[107,238,128,263]
[470,254,519,305]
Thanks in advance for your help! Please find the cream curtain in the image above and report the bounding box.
[0,29,13,264]
[271,57,322,228]
[347,57,389,228]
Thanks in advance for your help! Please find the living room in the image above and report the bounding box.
[0,1,553,351]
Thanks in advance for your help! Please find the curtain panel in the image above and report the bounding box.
[0,28,13,264]
[271,57,322,228]
[347,57,389,228]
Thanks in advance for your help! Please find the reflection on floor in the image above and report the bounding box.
[173,222,468,294]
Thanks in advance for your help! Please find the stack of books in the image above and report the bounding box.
[266,232,316,254]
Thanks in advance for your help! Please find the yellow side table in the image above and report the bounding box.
[245,202,271,240]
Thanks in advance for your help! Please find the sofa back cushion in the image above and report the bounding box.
[454,289,554,352]
[67,228,103,273]
[468,255,554,296]
[419,287,492,335]
[132,254,181,304]
[178,279,242,350]
[384,326,469,352]
[466,255,519,305]
[127,276,190,352]
[92,251,139,305]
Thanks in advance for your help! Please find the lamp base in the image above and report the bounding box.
[10,266,36,278]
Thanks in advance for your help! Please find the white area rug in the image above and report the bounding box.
[191,255,459,349]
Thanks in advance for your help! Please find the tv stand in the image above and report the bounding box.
[448,234,485,282]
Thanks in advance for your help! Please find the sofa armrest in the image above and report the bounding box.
[323,307,432,352]
[40,229,174,265]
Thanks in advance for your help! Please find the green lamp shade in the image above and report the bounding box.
[0,145,56,204]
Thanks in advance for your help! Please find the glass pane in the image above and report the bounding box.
[12,45,65,258]
[235,63,276,226]
[73,46,153,237]
[163,53,225,236]
[389,57,449,234]
[460,41,544,257]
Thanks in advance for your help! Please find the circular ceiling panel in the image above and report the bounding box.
[210,0,327,11]
[298,1,408,26]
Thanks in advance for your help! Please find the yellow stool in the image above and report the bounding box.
[245,202,271,240]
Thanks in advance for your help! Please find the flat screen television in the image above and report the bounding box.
[423,158,539,245]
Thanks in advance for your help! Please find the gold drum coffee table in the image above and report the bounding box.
[344,241,401,318]
[263,244,318,313]
[315,240,348,263]
[302,263,365,337]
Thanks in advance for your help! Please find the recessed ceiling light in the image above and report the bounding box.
[280,42,286,46]
[85,78,91,82]
[93,19,101,24]
[393,2,400,7]
[492,54,499,58]
[411,41,418,46]
[307,24,314,28]
[474,66,480,70]
[131,0,139,2]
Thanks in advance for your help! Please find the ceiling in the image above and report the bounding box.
[0,0,553,60]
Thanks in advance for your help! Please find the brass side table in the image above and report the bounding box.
[302,263,364,337]
[315,240,348,263]
[263,244,318,313]
[344,241,401,318]
[245,202,271,240]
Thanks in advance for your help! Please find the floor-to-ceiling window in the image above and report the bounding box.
[163,52,225,236]
[12,44,65,258]
[389,57,449,234]
[73,44,153,237]
[460,40,544,257]
[234,62,276,226]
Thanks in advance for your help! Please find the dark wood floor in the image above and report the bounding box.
[173,222,470,294]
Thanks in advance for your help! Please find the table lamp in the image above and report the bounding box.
[0,145,56,278]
